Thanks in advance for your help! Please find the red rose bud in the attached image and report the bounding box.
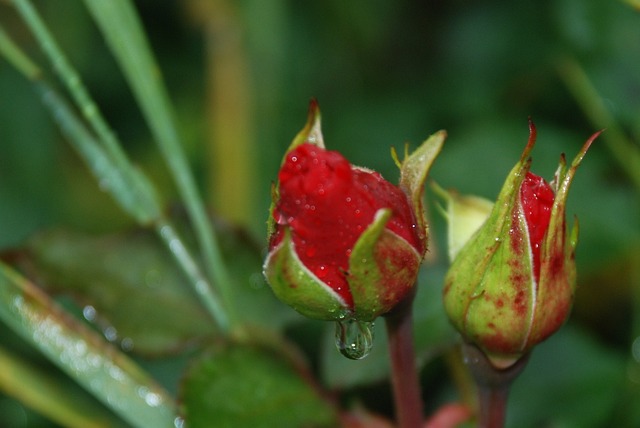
[442,122,600,368]
[264,101,445,321]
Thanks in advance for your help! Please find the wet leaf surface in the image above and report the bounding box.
[180,343,338,428]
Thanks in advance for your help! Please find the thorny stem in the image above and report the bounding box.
[384,290,423,428]
[461,342,530,428]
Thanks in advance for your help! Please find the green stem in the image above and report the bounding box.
[8,0,235,332]
[384,291,423,428]
[155,220,229,332]
[557,58,640,191]
[82,0,238,327]
[461,342,530,428]
[12,0,131,172]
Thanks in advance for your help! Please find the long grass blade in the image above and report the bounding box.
[82,0,237,326]
[0,262,178,428]
[4,2,230,332]
[0,345,123,428]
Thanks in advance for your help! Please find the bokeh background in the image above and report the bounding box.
[1,1,639,426]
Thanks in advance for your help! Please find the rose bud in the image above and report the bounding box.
[263,101,445,322]
[441,122,600,368]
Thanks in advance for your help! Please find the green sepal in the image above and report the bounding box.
[432,182,494,262]
[443,149,534,367]
[397,130,447,249]
[267,100,324,238]
[287,98,324,153]
[525,131,599,346]
[349,209,421,321]
[263,228,350,321]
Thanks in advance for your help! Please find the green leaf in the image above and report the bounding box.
[0,261,178,428]
[180,343,338,428]
[20,224,297,354]
[508,325,626,428]
[21,228,216,355]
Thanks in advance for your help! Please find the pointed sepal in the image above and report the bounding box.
[263,228,349,321]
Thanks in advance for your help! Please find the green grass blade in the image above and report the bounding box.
[0,345,123,428]
[36,81,162,225]
[3,3,230,331]
[11,0,130,172]
[82,0,237,327]
[0,262,178,428]
[37,79,229,331]
[0,25,40,80]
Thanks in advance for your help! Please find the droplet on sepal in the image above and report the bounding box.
[335,319,374,360]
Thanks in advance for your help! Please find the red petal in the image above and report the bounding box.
[271,143,420,307]
[519,171,555,282]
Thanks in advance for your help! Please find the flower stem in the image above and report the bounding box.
[384,291,423,428]
[461,342,530,428]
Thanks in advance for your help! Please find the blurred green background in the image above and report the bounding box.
[1,0,639,426]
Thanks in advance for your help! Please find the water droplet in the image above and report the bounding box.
[121,337,134,352]
[335,319,374,360]
[305,246,317,257]
[174,417,185,428]
[316,265,327,278]
[103,326,118,342]
[83,305,97,322]
[632,336,640,362]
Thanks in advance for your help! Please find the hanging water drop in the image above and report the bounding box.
[335,319,374,360]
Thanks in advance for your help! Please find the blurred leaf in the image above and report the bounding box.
[0,261,177,428]
[16,223,297,355]
[20,228,216,355]
[180,343,338,428]
[213,221,300,330]
[508,325,626,428]
[0,345,123,428]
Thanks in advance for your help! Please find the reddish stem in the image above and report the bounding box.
[384,291,423,428]
[461,342,530,428]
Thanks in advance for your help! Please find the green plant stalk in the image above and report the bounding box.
[0,345,121,428]
[36,80,229,332]
[558,58,640,191]
[12,0,132,177]
[155,219,228,332]
[5,2,232,332]
[0,23,230,331]
[202,0,255,228]
[0,26,40,79]
[0,262,178,428]
[384,291,424,428]
[82,0,238,326]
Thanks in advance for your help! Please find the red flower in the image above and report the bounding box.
[270,143,424,308]
[441,122,600,367]
[264,102,445,321]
